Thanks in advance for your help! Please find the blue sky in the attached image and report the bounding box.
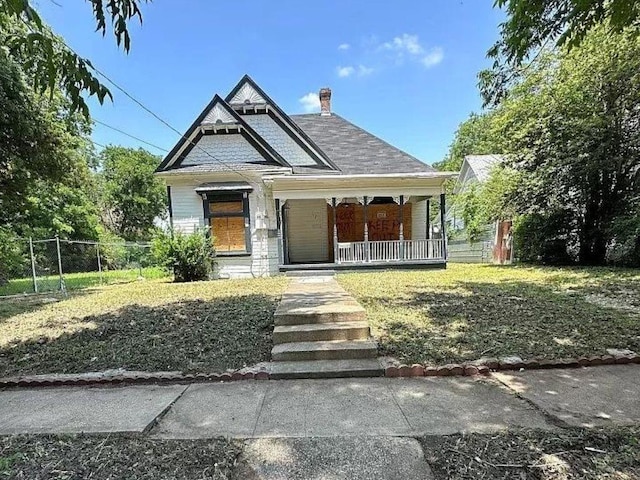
[38,0,504,166]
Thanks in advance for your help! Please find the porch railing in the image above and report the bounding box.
[336,239,446,264]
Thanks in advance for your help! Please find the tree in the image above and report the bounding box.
[455,165,519,242]
[494,26,640,265]
[482,0,640,105]
[434,112,501,172]
[0,0,150,117]
[0,47,100,241]
[100,146,166,241]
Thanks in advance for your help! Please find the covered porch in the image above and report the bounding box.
[266,172,454,270]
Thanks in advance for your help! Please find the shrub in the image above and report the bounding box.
[606,215,640,267]
[152,229,215,282]
[513,212,576,265]
[0,227,27,284]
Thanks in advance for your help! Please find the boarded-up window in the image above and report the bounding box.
[206,193,249,253]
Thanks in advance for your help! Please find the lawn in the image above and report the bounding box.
[0,276,288,377]
[338,264,640,366]
[421,426,640,479]
[0,267,167,297]
[0,435,240,479]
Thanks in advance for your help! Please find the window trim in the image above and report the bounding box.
[202,191,252,255]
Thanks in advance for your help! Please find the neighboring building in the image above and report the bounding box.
[155,75,456,278]
[443,154,513,264]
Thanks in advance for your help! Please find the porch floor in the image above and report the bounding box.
[279,259,446,272]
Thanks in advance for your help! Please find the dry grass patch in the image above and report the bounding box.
[0,435,241,479]
[0,276,288,376]
[338,264,640,365]
[421,427,640,480]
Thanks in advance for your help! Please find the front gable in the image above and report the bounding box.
[226,75,339,171]
[156,95,289,172]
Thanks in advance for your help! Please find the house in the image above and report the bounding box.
[155,75,456,278]
[443,154,513,263]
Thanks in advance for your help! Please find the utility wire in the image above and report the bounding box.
[93,119,169,152]
[16,16,262,185]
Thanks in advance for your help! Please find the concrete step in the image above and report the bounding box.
[273,322,371,344]
[274,306,366,326]
[284,270,336,277]
[269,358,384,379]
[271,340,378,362]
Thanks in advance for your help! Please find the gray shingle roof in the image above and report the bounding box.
[290,114,434,175]
[465,155,504,182]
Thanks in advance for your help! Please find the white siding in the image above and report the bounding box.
[286,199,329,263]
[242,114,317,166]
[167,177,280,278]
[182,134,266,165]
[171,185,204,233]
[411,197,428,240]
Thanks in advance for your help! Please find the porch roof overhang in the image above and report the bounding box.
[265,171,458,200]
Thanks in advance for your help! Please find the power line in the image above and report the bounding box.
[88,65,259,185]
[16,15,261,186]
[93,119,169,152]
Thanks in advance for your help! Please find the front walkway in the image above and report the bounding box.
[1,365,638,437]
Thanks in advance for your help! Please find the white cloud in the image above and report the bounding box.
[421,47,444,68]
[298,92,320,112]
[357,65,374,76]
[338,43,350,51]
[379,33,443,68]
[336,64,374,78]
[336,65,355,78]
[382,33,423,55]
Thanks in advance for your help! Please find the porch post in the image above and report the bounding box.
[332,197,339,263]
[275,198,283,265]
[440,192,447,260]
[425,198,431,240]
[363,196,369,263]
[399,195,405,260]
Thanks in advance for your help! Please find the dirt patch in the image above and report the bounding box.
[0,434,241,479]
[421,426,640,480]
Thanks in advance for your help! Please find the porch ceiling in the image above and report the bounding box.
[266,172,456,200]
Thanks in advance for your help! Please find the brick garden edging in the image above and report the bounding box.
[2,353,639,387]
[384,352,640,378]
[0,367,270,389]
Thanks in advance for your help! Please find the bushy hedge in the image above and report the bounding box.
[152,229,216,282]
[513,212,640,267]
[513,212,576,265]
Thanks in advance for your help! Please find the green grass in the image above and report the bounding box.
[0,276,288,376]
[338,264,640,365]
[0,435,240,479]
[421,426,640,480]
[0,267,167,296]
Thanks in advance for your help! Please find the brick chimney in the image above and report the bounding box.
[319,88,331,116]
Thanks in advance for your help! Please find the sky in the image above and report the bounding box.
[37,0,504,166]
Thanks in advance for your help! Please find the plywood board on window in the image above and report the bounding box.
[326,202,412,261]
[211,216,246,252]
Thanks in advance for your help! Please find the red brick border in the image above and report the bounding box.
[2,353,638,387]
[384,352,640,378]
[0,368,270,389]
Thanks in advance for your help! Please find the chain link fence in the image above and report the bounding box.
[0,237,166,297]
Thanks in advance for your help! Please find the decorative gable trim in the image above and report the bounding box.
[156,94,290,172]
[228,82,267,105]
[202,102,237,125]
[225,75,340,172]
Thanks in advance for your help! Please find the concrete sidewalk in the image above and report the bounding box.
[0,365,638,438]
